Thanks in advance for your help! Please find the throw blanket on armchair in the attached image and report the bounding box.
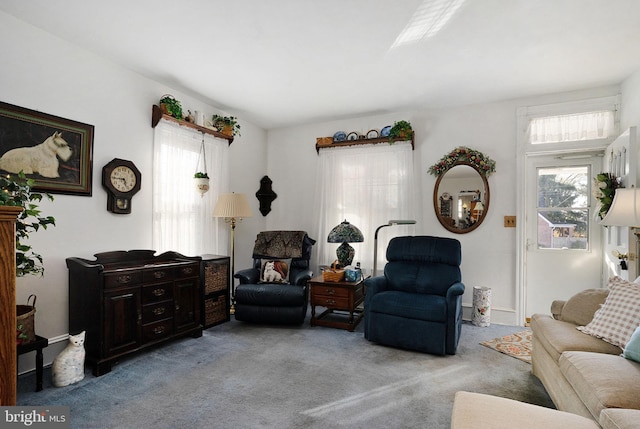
[253,231,307,258]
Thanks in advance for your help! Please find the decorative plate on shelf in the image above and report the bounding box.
[347,132,359,141]
[333,131,347,142]
[380,125,391,137]
[367,129,379,139]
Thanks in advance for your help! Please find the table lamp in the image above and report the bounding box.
[327,220,364,267]
[600,187,640,229]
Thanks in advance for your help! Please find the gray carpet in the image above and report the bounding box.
[18,317,553,429]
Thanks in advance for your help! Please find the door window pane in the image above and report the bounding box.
[537,166,589,249]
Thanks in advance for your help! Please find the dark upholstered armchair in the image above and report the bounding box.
[364,236,465,355]
[234,231,315,325]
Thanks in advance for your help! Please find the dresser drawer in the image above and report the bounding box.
[104,271,142,288]
[142,300,174,323]
[175,262,199,279]
[312,285,350,298]
[142,319,173,342]
[143,267,174,283]
[142,283,173,304]
[313,295,349,309]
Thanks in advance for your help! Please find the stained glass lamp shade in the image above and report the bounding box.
[327,220,364,267]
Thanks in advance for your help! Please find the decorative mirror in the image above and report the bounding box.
[429,147,496,234]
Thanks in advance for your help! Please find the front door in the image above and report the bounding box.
[524,154,603,318]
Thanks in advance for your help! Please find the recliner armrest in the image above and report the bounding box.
[290,269,313,286]
[446,282,465,299]
[235,268,260,284]
[364,276,389,308]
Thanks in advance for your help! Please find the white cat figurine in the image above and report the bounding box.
[52,331,86,387]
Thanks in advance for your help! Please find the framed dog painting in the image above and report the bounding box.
[0,101,94,196]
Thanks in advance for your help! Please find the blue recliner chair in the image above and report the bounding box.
[364,236,465,355]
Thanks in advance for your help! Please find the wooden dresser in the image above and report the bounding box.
[66,250,202,376]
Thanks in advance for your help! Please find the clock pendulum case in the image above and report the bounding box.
[102,158,141,214]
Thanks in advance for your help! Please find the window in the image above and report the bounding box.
[152,121,229,256]
[313,142,416,271]
[529,110,615,144]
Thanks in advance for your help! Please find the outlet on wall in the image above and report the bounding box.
[504,216,516,227]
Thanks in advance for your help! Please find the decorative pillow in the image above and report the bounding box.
[577,277,640,349]
[623,326,640,363]
[560,288,609,326]
[259,259,291,284]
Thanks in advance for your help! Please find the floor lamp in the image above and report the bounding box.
[373,220,416,276]
[214,193,252,314]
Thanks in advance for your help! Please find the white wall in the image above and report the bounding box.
[621,70,640,130]
[0,12,266,371]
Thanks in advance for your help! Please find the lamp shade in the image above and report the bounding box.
[327,220,364,243]
[600,188,640,227]
[213,193,253,218]
[327,220,364,267]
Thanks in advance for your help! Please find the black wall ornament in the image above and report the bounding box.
[256,175,277,216]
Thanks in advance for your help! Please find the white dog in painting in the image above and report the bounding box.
[0,131,72,178]
[263,261,284,283]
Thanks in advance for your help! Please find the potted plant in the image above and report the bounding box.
[388,120,413,143]
[211,114,241,137]
[159,95,183,120]
[193,172,210,197]
[1,172,56,344]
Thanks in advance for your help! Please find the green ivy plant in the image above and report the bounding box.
[194,172,209,179]
[0,172,55,277]
[388,120,413,143]
[211,114,241,137]
[159,95,183,120]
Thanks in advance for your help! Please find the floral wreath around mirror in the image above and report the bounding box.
[428,146,496,177]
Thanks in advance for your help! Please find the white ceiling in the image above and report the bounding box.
[2,0,640,129]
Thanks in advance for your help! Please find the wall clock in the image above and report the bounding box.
[101,158,141,214]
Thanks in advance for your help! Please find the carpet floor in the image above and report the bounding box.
[17,318,553,429]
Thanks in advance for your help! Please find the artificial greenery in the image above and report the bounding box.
[428,146,496,177]
[159,95,183,120]
[388,120,413,143]
[211,114,241,137]
[0,172,55,277]
[593,172,621,220]
[194,172,209,179]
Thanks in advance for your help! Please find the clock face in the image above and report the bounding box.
[110,166,137,193]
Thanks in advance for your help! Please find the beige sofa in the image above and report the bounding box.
[531,288,640,428]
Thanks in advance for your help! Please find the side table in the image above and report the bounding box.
[309,275,365,332]
[17,335,48,391]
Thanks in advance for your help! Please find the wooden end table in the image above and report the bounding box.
[309,275,365,331]
[17,335,49,392]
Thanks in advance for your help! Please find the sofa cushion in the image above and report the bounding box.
[560,288,609,326]
[623,326,640,363]
[559,351,640,420]
[531,314,622,363]
[599,408,640,429]
[577,277,640,349]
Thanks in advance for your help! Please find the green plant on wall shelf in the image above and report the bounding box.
[211,114,241,137]
[0,172,56,277]
[388,120,413,143]
[159,95,183,120]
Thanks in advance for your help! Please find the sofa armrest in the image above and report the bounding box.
[234,268,259,284]
[364,276,389,308]
[551,300,566,320]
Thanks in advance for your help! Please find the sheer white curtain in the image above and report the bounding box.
[529,110,615,144]
[152,120,229,256]
[313,142,416,273]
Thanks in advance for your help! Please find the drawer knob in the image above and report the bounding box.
[152,288,166,297]
[324,288,336,295]
[152,307,166,316]
[153,271,166,279]
[182,267,194,274]
[117,275,132,284]
[153,326,166,335]
[325,299,336,305]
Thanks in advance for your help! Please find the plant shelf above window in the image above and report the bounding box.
[315,132,414,154]
[151,105,234,144]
